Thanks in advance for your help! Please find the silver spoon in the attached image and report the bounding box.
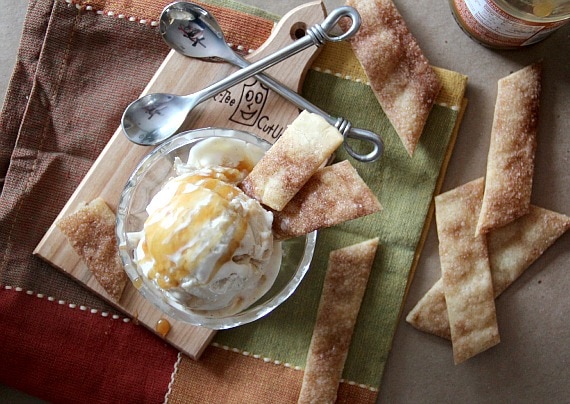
[121,7,372,156]
[159,2,383,162]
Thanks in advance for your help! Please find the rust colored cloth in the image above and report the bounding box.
[0,287,178,402]
[167,346,377,403]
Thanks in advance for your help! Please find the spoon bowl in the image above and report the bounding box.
[122,93,190,145]
[160,2,234,62]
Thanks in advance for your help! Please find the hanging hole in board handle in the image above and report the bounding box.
[289,22,308,40]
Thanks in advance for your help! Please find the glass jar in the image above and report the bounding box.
[449,0,570,48]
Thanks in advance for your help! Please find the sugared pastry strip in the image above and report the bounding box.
[405,279,451,339]
[406,204,570,340]
[298,238,379,404]
[344,0,442,156]
[476,63,542,236]
[435,178,500,364]
[57,198,128,301]
[272,160,381,240]
[240,110,343,211]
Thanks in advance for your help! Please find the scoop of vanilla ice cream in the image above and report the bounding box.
[175,135,265,176]
[134,137,281,317]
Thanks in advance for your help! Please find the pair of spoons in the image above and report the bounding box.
[121,3,383,162]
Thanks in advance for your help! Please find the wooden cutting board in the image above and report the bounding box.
[34,1,327,360]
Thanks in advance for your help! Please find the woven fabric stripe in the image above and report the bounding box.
[213,69,465,387]
[0,287,178,403]
[0,0,53,190]
[312,41,467,108]
[167,346,378,403]
[68,0,277,51]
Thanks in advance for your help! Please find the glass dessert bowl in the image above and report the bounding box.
[116,128,316,329]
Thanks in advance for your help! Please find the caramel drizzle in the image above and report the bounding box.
[142,174,248,289]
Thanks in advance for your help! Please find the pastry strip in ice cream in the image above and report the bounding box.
[406,204,570,340]
[240,110,343,211]
[272,160,381,240]
[476,63,542,236]
[57,198,127,301]
[435,178,499,364]
[344,0,442,156]
[298,238,378,404]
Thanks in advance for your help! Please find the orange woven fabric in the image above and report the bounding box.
[167,346,378,403]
